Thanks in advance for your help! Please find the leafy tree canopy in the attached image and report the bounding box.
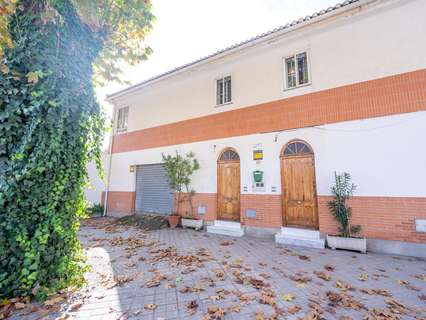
[0,0,155,84]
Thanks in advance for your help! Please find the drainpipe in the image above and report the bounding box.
[103,107,115,217]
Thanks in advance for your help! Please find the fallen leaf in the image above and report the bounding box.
[288,305,301,314]
[228,304,241,313]
[360,288,391,297]
[69,302,83,311]
[255,310,265,320]
[186,300,198,315]
[335,280,354,291]
[144,304,157,311]
[314,271,331,281]
[358,272,368,281]
[414,274,426,281]
[324,264,335,272]
[281,293,295,301]
[298,255,311,261]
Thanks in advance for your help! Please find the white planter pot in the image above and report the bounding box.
[326,235,367,253]
[182,218,203,230]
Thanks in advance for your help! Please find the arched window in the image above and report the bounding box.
[219,149,240,161]
[283,140,313,156]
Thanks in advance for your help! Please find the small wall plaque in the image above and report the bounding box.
[198,205,206,215]
[246,209,257,218]
[253,150,263,160]
[129,165,135,172]
[415,219,426,232]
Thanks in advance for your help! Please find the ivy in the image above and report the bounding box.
[0,1,105,299]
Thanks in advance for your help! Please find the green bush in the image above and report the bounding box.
[327,172,361,238]
[88,203,104,216]
[162,151,200,218]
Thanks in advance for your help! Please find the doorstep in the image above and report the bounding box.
[275,227,325,249]
[206,220,245,237]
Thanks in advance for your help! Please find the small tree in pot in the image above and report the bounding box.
[162,151,201,229]
[326,172,366,253]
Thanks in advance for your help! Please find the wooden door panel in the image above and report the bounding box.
[217,162,240,221]
[282,156,318,229]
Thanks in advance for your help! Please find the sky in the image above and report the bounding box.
[97,0,340,116]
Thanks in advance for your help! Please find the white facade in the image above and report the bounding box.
[108,0,426,133]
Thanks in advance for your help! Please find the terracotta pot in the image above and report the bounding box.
[168,215,181,228]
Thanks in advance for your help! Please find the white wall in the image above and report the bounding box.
[85,154,108,205]
[108,111,426,198]
[109,0,426,133]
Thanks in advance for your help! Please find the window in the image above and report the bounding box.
[216,76,232,105]
[283,140,313,156]
[117,107,129,131]
[219,149,240,161]
[284,51,309,89]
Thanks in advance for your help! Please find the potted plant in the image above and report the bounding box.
[167,214,180,228]
[326,172,366,253]
[162,151,202,230]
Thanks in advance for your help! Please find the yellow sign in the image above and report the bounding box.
[253,150,263,160]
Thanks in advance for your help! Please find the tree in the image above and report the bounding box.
[0,0,154,299]
[327,172,361,237]
[162,151,200,218]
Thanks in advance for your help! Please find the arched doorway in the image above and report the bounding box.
[217,148,240,221]
[280,140,319,229]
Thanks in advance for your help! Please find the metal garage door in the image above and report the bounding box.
[135,164,174,214]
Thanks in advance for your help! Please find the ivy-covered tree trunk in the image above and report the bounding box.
[0,0,104,299]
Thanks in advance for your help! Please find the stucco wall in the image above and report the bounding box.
[85,154,108,205]
[109,0,426,133]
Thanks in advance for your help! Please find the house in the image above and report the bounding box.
[104,0,426,257]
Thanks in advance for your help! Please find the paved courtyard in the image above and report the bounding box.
[8,217,426,319]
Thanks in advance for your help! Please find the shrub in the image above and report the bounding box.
[87,203,104,216]
[162,151,200,218]
[327,172,361,237]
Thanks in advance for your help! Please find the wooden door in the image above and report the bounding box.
[281,155,318,229]
[217,161,240,221]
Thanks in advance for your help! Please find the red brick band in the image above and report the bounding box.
[105,191,426,243]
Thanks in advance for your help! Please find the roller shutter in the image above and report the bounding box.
[135,164,174,214]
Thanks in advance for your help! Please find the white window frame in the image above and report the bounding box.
[215,75,232,106]
[116,106,129,132]
[283,50,311,90]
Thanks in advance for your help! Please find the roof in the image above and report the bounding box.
[106,0,362,101]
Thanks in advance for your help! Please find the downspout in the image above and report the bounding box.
[103,106,115,217]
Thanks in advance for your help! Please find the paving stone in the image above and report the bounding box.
[9,218,426,320]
